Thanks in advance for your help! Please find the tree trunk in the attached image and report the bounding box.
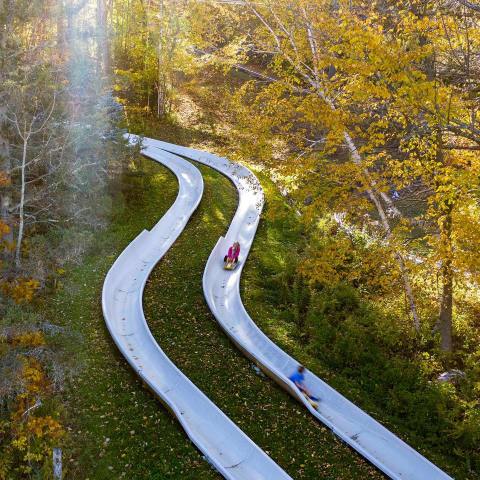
[157,0,165,117]
[436,130,454,352]
[438,198,454,352]
[97,0,111,75]
[156,75,166,117]
[0,0,14,51]
[15,134,28,268]
[439,253,453,352]
[0,1,14,258]
[0,132,14,253]
[344,132,421,330]
[57,0,66,51]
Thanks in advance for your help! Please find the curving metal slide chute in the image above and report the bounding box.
[144,138,452,480]
[103,135,292,480]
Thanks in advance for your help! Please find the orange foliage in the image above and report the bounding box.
[0,171,10,187]
[0,221,9,238]
[25,415,63,441]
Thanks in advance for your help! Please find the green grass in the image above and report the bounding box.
[39,131,472,479]
[115,110,474,479]
[142,164,382,479]
[240,173,474,479]
[46,156,217,479]
[44,147,385,479]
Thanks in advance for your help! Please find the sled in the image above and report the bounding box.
[224,260,238,270]
[302,391,319,410]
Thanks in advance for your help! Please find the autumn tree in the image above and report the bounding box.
[186,0,480,352]
[0,0,66,300]
[1,0,126,295]
[4,71,59,268]
[112,0,191,116]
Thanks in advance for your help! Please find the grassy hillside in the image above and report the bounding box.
[45,156,217,479]
[43,144,384,479]
[40,116,471,478]
[142,163,382,479]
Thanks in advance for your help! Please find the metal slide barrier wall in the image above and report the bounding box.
[102,136,292,480]
[145,138,453,480]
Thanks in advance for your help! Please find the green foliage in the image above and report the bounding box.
[284,280,477,473]
[239,165,478,477]
[112,0,193,115]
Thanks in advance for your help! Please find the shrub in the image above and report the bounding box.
[303,282,478,467]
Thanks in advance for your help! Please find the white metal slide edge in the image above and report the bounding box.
[102,136,292,480]
[145,138,453,480]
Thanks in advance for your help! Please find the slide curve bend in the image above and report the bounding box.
[102,136,291,480]
[145,138,452,480]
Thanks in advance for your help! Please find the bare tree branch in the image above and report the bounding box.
[454,0,480,12]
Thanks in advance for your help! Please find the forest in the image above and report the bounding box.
[1,0,479,478]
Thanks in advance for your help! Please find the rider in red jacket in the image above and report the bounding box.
[224,241,240,264]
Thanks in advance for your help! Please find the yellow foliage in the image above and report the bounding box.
[21,358,48,396]
[12,331,46,348]
[0,349,65,478]
[3,410,65,477]
[26,416,64,441]
[1,278,40,304]
[11,436,27,451]
[299,219,399,297]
